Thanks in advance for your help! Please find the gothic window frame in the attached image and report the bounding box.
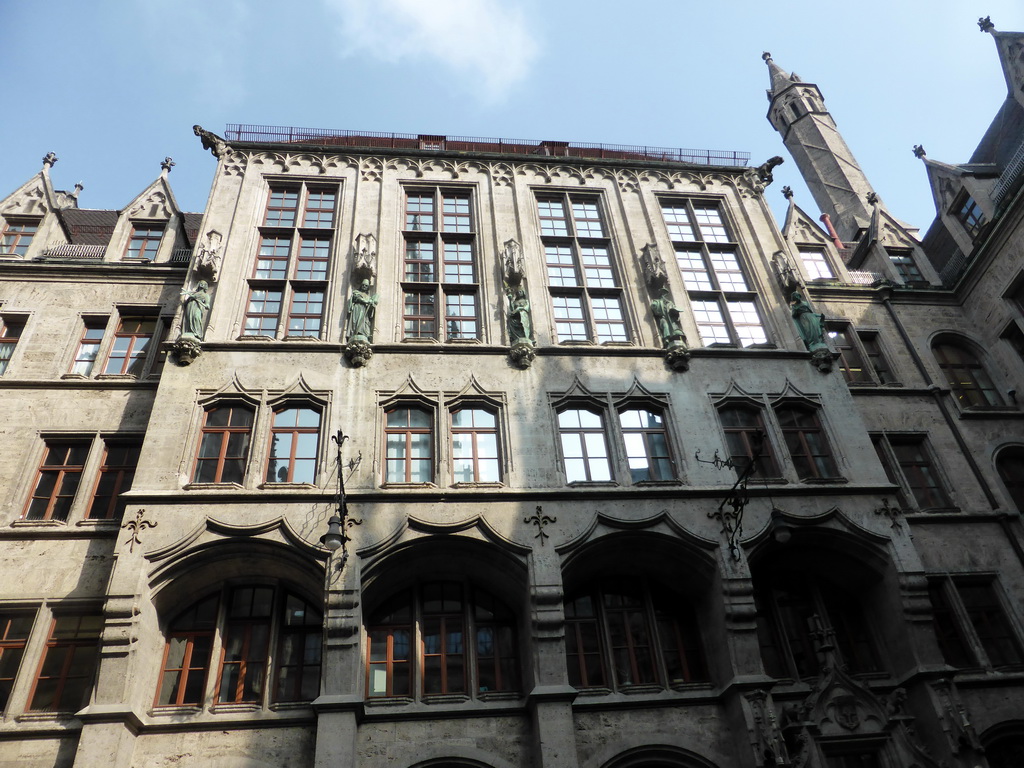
[382,402,436,486]
[932,336,1004,409]
[365,579,520,702]
[243,180,339,341]
[554,405,614,485]
[660,196,770,348]
[995,446,1024,513]
[612,394,679,484]
[401,186,481,343]
[563,578,709,692]
[871,432,955,511]
[448,405,502,485]
[536,191,630,345]
[771,400,842,482]
[928,575,1024,670]
[713,399,782,480]
[826,323,896,386]
[797,247,835,281]
[154,582,323,709]
[191,401,258,486]
[263,400,323,486]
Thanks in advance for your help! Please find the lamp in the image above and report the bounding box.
[320,513,344,551]
[320,430,362,561]
[770,507,793,545]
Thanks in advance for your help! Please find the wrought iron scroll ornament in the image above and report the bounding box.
[525,506,556,545]
[320,431,363,564]
[695,432,766,559]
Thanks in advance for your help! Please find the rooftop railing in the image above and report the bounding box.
[224,124,750,167]
[41,244,107,260]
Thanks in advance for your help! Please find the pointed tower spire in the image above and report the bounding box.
[764,52,878,242]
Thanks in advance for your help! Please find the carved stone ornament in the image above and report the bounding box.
[352,233,377,282]
[929,679,984,758]
[344,339,373,368]
[509,341,536,369]
[771,250,801,294]
[742,690,789,767]
[195,230,223,282]
[640,243,668,290]
[741,156,784,196]
[192,125,232,158]
[665,344,691,372]
[502,239,525,284]
[42,152,58,168]
[172,336,203,366]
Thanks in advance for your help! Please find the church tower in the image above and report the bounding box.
[764,52,878,242]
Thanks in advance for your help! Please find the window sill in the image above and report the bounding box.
[477,690,519,702]
[906,507,962,515]
[208,703,261,714]
[799,476,848,485]
[380,482,438,490]
[633,479,684,487]
[15,711,81,724]
[401,337,441,345]
[257,482,318,490]
[566,481,620,488]
[364,697,415,709]
[183,482,245,491]
[619,684,664,695]
[421,693,471,705]
[958,406,1023,419]
[74,518,120,528]
[282,335,325,342]
[557,340,595,346]
[60,373,90,380]
[235,334,277,342]
[149,705,203,717]
[450,481,505,489]
[96,373,138,381]
[11,519,67,528]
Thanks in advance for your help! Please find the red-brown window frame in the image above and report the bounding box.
[265,406,321,484]
[27,613,102,712]
[384,406,434,483]
[1,218,40,256]
[70,319,107,375]
[125,223,164,260]
[774,403,840,480]
[103,316,157,376]
[192,404,255,484]
[717,404,779,478]
[933,341,1002,407]
[450,407,500,484]
[0,315,26,374]
[23,439,91,521]
[86,439,142,520]
[0,613,34,710]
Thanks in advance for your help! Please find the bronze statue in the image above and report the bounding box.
[651,290,685,348]
[180,280,211,340]
[790,291,826,351]
[346,279,379,342]
[505,286,533,345]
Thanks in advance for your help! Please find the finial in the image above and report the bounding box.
[72,182,84,198]
[781,185,794,200]
[978,16,994,33]
[912,144,926,159]
[866,192,879,206]
[161,156,176,175]
[42,152,58,169]
[762,51,772,62]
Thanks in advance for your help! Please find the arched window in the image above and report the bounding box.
[618,408,674,482]
[155,585,322,707]
[933,341,1002,407]
[385,407,433,483]
[564,580,707,690]
[450,407,500,483]
[193,404,255,484]
[557,408,611,482]
[996,447,1024,513]
[773,403,840,480]
[266,406,321,483]
[754,569,879,681]
[366,581,518,699]
[717,404,779,478]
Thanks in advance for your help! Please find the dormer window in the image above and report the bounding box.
[126,223,165,260]
[954,193,986,241]
[1,218,39,256]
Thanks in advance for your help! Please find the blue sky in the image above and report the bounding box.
[1,0,1020,232]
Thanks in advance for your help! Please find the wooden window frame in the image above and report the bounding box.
[556,407,613,483]
[933,341,1003,408]
[450,407,500,484]
[928,576,1024,670]
[192,404,255,485]
[662,198,768,347]
[0,315,26,374]
[70,319,107,376]
[125,223,165,261]
[23,439,92,521]
[773,403,840,480]
[102,315,158,376]
[384,406,434,484]
[0,613,34,710]
[872,433,954,511]
[365,581,518,701]
[538,193,628,344]
[617,407,675,483]
[886,248,928,288]
[798,247,835,280]
[1,218,40,256]
[265,406,321,484]
[86,438,142,520]
[401,188,480,342]
[996,447,1024,513]
[27,613,102,712]
[564,580,707,691]
[716,403,780,478]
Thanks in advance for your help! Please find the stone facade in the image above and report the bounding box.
[1,21,1024,768]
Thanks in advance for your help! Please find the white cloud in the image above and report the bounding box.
[324,0,540,100]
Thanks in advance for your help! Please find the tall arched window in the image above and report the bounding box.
[193,404,255,484]
[996,447,1024,513]
[933,341,1002,407]
[385,407,433,483]
[366,581,518,699]
[564,580,707,690]
[155,585,322,707]
[754,569,880,681]
[717,404,779,478]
